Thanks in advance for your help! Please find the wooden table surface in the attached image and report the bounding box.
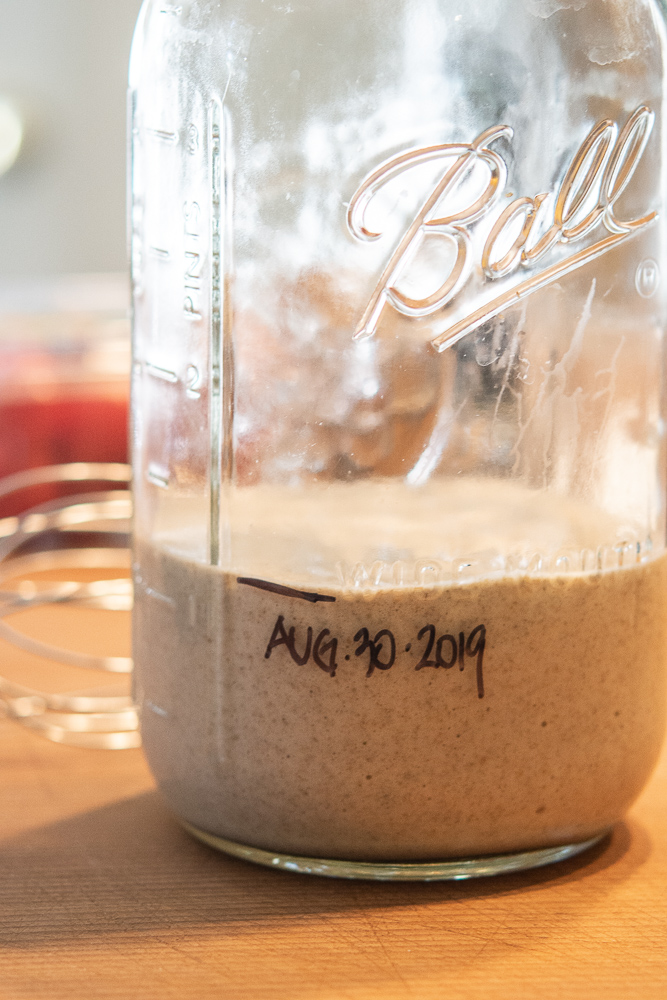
[0,599,666,1000]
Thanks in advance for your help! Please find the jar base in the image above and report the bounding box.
[180,820,611,881]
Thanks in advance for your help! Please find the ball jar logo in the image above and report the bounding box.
[348,107,657,352]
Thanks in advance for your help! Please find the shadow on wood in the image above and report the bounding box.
[0,787,648,948]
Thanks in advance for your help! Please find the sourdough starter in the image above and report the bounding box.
[133,481,667,861]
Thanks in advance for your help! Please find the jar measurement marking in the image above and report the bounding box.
[184,201,203,319]
[146,464,171,489]
[146,127,178,143]
[146,701,169,719]
[135,577,175,608]
[185,251,201,288]
[208,99,225,567]
[186,125,200,155]
[145,362,179,384]
[148,245,171,260]
[185,365,202,399]
[636,258,660,298]
[144,360,203,398]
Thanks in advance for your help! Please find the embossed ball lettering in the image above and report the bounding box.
[349,106,658,351]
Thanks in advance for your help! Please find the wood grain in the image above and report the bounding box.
[0,603,665,1000]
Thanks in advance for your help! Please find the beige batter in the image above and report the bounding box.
[133,480,667,861]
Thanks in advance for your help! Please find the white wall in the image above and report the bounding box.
[0,0,144,277]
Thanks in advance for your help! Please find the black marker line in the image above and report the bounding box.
[237,577,336,603]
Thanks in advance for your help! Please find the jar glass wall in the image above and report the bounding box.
[130,0,667,877]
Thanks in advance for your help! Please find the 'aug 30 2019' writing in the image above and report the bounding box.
[264,615,486,698]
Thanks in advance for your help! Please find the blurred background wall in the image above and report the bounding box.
[0,0,143,278]
[0,1,143,497]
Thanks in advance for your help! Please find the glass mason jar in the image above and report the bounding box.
[130,0,667,879]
